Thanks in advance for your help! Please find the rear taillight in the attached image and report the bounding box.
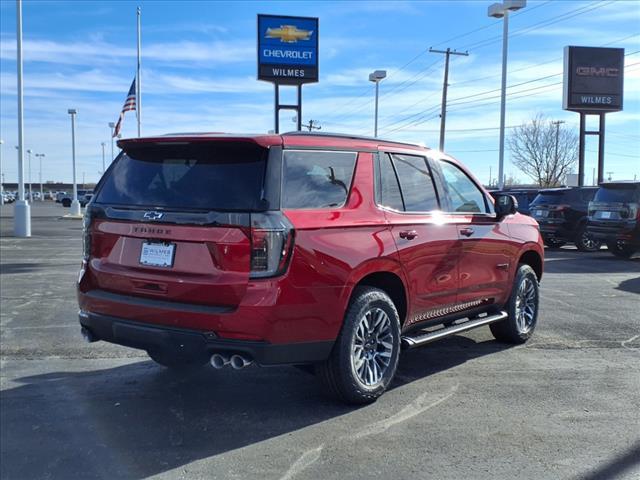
[82,208,95,261]
[249,212,294,278]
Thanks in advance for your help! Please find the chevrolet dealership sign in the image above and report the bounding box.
[258,14,319,84]
[563,46,624,113]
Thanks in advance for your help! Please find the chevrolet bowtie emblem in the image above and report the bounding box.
[143,211,164,220]
[265,25,313,43]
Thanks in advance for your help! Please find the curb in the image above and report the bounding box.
[59,214,83,220]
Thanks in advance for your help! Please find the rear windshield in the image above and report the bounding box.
[594,185,639,203]
[94,142,267,211]
[531,191,568,205]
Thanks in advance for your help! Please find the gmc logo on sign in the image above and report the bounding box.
[576,66,619,77]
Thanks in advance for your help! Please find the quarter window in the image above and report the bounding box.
[377,154,404,211]
[391,154,439,212]
[439,161,487,213]
[282,151,357,209]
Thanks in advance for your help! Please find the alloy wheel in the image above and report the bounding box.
[351,307,394,387]
[515,277,537,334]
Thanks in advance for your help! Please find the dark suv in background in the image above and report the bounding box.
[530,187,600,251]
[494,188,540,216]
[588,181,640,258]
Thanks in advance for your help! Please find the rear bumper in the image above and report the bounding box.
[587,221,639,245]
[538,222,573,241]
[79,310,333,365]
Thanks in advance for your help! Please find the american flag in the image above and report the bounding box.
[112,78,136,138]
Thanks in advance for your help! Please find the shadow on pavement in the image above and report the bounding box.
[544,250,640,275]
[615,276,640,295]
[0,336,507,479]
[574,441,640,480]
[0,263,49,275]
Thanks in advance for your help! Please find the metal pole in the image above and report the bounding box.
[101,142,106,174]
[578,113,585,187]
[597,114,605,185]
[109,123,115,160]
[297,84,302,132]
[14,0,30,236]
[27,149,32,201]
[274,84,280,134]
[497,9,509,190]
[136,6,142,137]
[69,110,81,215]
[374,80,379,137]
[0,139,4,206]
[37,153,43,200]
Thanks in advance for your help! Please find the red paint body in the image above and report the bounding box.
[77,133,543,362]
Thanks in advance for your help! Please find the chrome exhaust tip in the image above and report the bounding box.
[230,354,253,370]
[210,353,230,369]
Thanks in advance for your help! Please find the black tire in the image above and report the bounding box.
[575,224,601,252]
[606,241,637,259]
[316,287,401,405]
[147,349,207,370]
[490,264,539,344]
[544,238,566,249]
[61,198,71,208]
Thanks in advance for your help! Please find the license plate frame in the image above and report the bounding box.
[139,241,176,268]
[600,211,612,219]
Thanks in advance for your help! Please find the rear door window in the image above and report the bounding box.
[282,150,357,209]
[390,154,439,212]
[438,160,488,213]
[95,142,268,211]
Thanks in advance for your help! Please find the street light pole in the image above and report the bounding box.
[101,142,106,175]
[488,0,526,190]
[68,109,81,216]
[14,0,30,236]
[108,122,115,161]
[0,139,4,206]
[35,153,45,200]
[26,148,32,201]
[368,70,387,137]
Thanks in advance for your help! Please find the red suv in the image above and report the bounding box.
[78,132,543,404]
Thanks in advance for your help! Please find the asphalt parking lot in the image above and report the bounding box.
[1,202,639,480]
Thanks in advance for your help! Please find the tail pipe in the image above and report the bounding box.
[210,353,253,369]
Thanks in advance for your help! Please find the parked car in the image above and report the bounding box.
[77,132,544,404]
[530,187,600,251]
[61,190,92,208]
[56,191,68,203]
[588,181,640,258]
[2,192,15,204]
[494,188,540,216]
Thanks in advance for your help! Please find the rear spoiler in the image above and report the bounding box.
[118,134,283,150]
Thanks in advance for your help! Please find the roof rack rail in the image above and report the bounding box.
[282,131,428,149]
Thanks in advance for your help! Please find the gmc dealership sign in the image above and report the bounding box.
[563,46,624,112]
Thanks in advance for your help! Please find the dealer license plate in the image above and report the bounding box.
[599,211,612,219]
[139,242,175,267]
[534,209,548,218]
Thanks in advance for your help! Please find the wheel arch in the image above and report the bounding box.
[519,249,543,280]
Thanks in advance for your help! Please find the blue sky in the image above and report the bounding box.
[0,0,639,185]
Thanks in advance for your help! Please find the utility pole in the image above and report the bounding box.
[303,119,321,132]
[430,48,469,151]
[606,171,614,182]
[35,153,45,200]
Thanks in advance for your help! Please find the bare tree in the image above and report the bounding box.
[507,114,577,187]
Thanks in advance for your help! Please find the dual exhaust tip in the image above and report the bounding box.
[210,353,253,370]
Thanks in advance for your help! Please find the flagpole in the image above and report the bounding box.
[136,6,141,137]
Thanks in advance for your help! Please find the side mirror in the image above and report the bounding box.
[493,193,518,219]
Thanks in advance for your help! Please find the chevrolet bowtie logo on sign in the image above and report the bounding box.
[265,25,313,43]
[258,14,319,85]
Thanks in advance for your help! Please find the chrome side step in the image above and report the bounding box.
[401,311,508,349]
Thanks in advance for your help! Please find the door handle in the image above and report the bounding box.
[399,230,418,240]
[460,227,475,237]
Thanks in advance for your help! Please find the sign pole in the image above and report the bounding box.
[597,114,605,184]
[578,113,586,187]
[274,84,280,134]
[297,84,302,132]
